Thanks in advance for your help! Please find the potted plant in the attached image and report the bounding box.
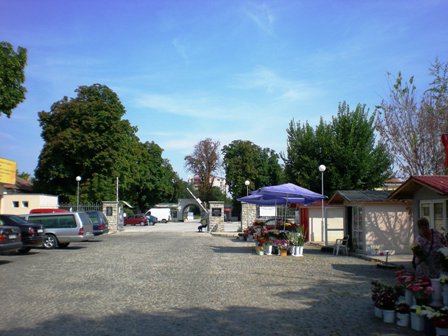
[408,277,433,306]
[263,240,274,255]
[430,309,448,335]
[377,285,398,323]
[395,303,411,327]
[275,239,289,256]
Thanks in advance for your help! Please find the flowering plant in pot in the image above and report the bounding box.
[431,309,448,329]
[371,281,397,310]
[407,277,433,305]
[440,275,448,285]
[377,286,398,310]
[395,303,411,314]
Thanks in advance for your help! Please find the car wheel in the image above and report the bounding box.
[59,243,70,248]
[43,234,59,249]
[18,247,31,254]
[162,219,167,223]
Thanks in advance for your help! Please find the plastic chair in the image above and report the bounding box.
[333,235,349,256]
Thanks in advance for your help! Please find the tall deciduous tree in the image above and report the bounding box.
[184,138,221,201]
[222,140,283,209]
[34,84,179,208]
[283,102,392,196]
[0,42,27,118]
[375,60,448,177]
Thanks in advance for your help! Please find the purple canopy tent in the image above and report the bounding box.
[236,193,307,206]
[238,183,325,230]
[252,183,324,203]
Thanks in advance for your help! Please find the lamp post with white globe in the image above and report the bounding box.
[76,176,82,211]
[318,165,326,245]
[244,180,250,196]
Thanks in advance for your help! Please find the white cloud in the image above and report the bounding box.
[134,93,252,121]
[234,66,321,102]
[242,2,275,35]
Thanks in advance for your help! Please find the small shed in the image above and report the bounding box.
[328,190,412,255]
[388,175,448,233]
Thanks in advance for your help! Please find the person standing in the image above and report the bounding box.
[413,217,447,278]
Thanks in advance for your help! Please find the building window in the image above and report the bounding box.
[420,201,446,231]
[12,201,19,208]
[22,201,29,208]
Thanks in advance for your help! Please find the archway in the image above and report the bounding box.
[180,203,202,221]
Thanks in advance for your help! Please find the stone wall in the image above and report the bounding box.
[102,201,123,233]
[241,202,257,230]
[208,201,224,232]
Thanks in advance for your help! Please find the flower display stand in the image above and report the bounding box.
[383,309,395,323]
[411,312,425,331]
[396,313,409,327]
[374,306,383,319]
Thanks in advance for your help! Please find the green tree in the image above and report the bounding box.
[184,138,221,201]
[375,60,448,177]
[127,141,179,212]
[0,42,27,118]
[34,84,143,203]
[283,102,392,196]
[222,140,283,214]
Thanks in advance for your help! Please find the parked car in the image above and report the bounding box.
[85,210,109,236]
[22,212,94,249]
[0,215,45,253]
[30,208,69,214]
[124,214,148,226]
[146,215,158,225]
[0,225,22,253]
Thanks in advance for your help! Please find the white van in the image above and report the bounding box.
[147,208,171,223]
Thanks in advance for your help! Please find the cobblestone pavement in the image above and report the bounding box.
[0,228,420,336]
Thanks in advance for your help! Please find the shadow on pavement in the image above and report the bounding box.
[0,305,420,336]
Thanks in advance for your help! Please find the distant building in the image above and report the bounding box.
[187,175,228,195]
[0,176,58,215]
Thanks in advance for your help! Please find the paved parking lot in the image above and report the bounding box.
[0,224,419,336]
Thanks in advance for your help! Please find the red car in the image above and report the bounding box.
[124,214,148,226]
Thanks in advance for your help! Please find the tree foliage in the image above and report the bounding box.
[0,42,27,118]
[283,102,392,196]
[222,140,283,201]
[184,138,221,201]
[375,60,448,177]
[34,84,178,208]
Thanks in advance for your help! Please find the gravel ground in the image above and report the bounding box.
[0,227,420,336]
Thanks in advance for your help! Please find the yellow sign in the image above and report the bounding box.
[0,158,16,185]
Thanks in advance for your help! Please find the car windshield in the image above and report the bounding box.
[0,215,30,225]
[86,213,99,224]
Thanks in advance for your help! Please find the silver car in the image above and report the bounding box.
[23,212,94,249]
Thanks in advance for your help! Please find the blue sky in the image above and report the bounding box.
[1,0,448,180]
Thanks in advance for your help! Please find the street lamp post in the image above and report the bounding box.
[244,180,250,196]
[318,165,326,245]
[76,176,82,211]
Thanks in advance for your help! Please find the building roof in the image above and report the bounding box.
[388,175,448,199]
[328,190,392,205]
[3,176,33,193]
